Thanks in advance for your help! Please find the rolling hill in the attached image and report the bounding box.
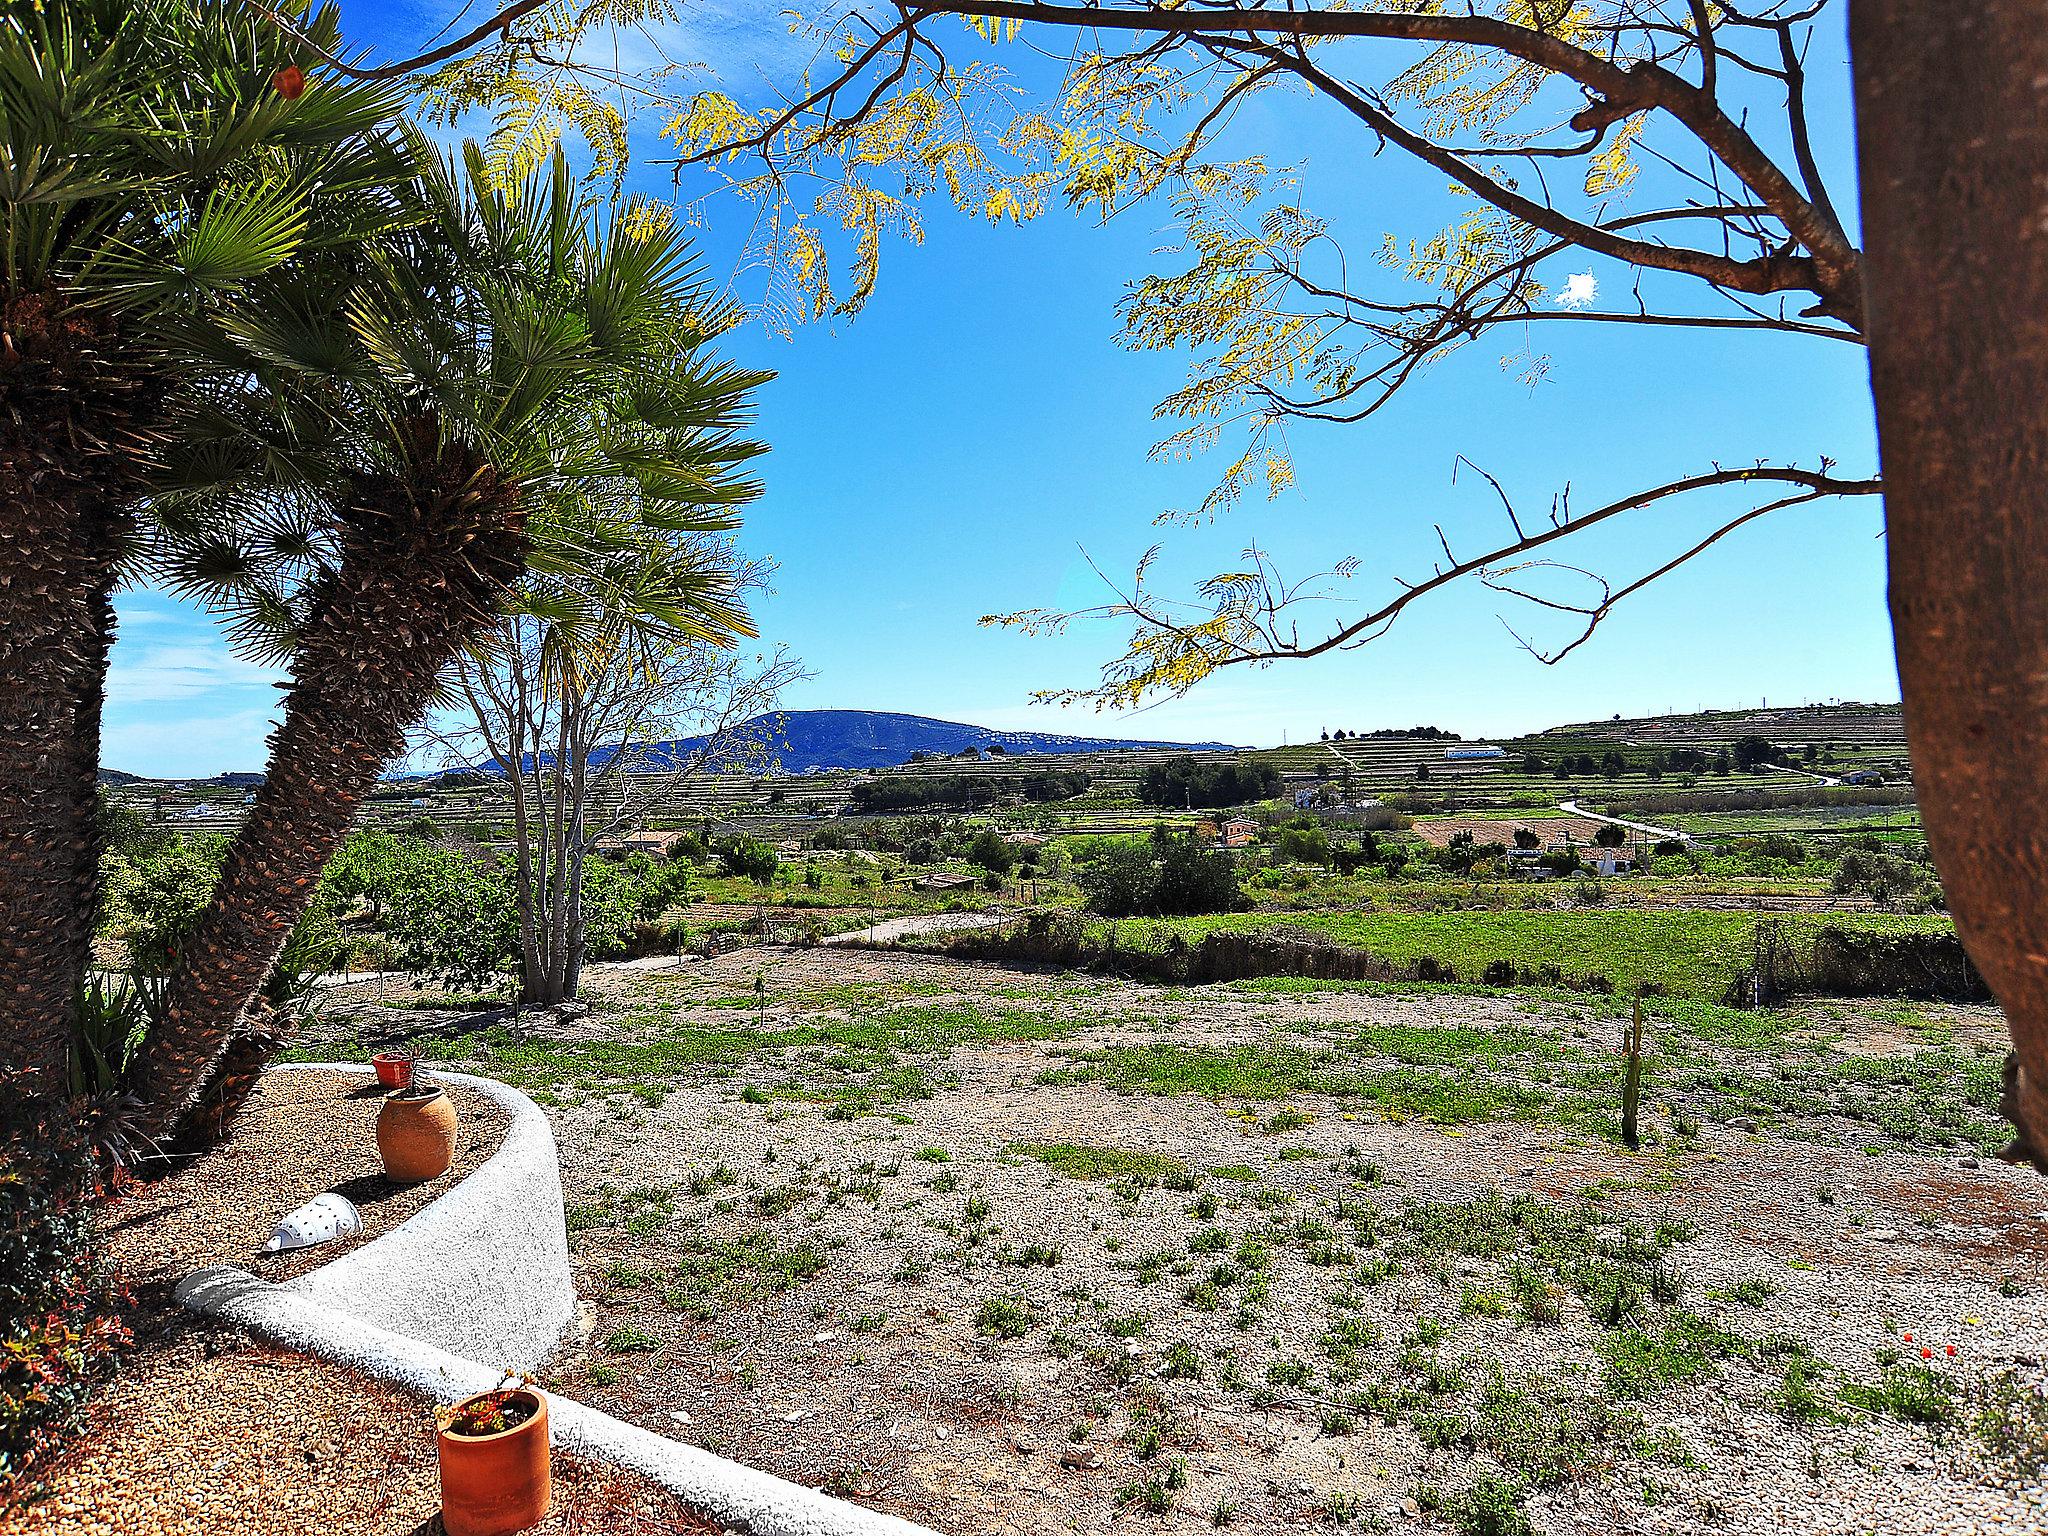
[592,709,1237,775]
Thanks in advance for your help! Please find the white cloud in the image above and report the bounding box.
[1554,271,1598,310]
[106,643,278,705]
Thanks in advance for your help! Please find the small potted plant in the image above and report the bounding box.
[436,1378,550,1536]
[376,1060,459,1183]
[371,1042,416,1089]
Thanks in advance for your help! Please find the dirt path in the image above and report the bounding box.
[821,910,1021,946]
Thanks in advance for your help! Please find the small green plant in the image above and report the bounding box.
[1774,1356,1846,1424]
[1841,1362,1957,1425]
[975,1295,1035,1339]
[1452,1474,1532,1536]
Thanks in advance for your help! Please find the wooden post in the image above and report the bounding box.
[1621,989,1645,1152]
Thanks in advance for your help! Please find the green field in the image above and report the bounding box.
[1664,805,1924,837]
[1090,908,1955,998]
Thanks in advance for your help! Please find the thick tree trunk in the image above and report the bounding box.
[1851,4,2048,1166]
[130,425,527,1145]
[0,290,155,1106]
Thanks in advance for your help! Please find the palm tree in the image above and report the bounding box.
[0,0,406,1106]
[126,144,769,1145]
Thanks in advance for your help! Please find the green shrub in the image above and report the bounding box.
[718,836,780,884]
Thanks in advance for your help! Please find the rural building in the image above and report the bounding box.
[1219,816,1259,847]
[1444,745,1507,760]
[1583,848,1637,877]
[914,871,977,893]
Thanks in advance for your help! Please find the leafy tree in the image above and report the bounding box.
[98,835,227,976]
[1832,848,1936,912]
[1512,828,1541,851]
[1154,833,1242,916]
[851,775,1001,812]
[1273,818,1328,865]
[378,842,515,990]
[1732,735,1781,772]
[1593,823,1626,849]
[1078,840,1157,919]
[967,828,1019,876]
[719,837,781,884]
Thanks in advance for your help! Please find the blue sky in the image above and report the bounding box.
[105,5,1893,777]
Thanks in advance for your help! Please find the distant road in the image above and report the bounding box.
[1557,799,1690,845]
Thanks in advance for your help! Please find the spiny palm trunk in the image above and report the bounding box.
[130,425,527,1146]
[0,290,157,1108]
[1851,3,2048,1167]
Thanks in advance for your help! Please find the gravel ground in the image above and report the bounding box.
[104,1070,510,1288]
[5,1323,718,1535]
[4,1070,715,1536]
[510,948,2048,1536]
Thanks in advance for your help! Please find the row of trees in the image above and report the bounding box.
[847,768,1091,813]
[0,1,771,1156]
[1136,758,1281,810]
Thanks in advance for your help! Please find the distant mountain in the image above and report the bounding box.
[587,709,1237,775]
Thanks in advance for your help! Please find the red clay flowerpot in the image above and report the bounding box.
[372,1053,413,1090]
[376,1087,459,1183]
[437,1389,550,1536]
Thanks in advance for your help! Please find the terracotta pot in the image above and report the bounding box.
[371,1053,413,1090]
[376,1087,459,1183]
[438,1389,550,1536]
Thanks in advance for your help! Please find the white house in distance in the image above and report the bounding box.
[1581,846,1637,877]
[1444,745,1508,761]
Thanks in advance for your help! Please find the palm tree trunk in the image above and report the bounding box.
[0,290,156,1106]
[130,425,526,1144]
[1851,3,2048,1166]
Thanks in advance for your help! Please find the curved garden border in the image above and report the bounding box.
[177,1062,936,1536]
[268,1063,574,1368]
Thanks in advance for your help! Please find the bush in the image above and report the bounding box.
[718,836,780,884]
[1079,842,1158,918]
[1273,818,1329,865]
[1078,833,1241,917]
[0,1110,130,1486]
[378,841,516,989]
[966,828,1018,876]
